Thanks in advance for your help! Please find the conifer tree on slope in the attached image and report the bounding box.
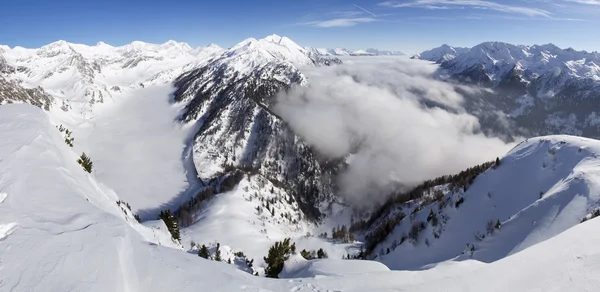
[158,210,180,241]
[264,238,296,278]
[198,244,210,259]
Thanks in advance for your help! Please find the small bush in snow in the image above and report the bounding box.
[427,209,439,227]
[486,219,497,235]
[77,152,93,173]
[455,197,465,208]
[264,238,296,278]
[214,243,222,261]
[300,249,314,260]
[408,221,426,243]
[317,248,328,259]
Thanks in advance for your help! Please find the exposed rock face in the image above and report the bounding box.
[0,76,53,110]
[173,35,342,220]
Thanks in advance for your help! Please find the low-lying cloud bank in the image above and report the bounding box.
[275,57,515,205]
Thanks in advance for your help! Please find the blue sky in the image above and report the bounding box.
[1,0,599,53]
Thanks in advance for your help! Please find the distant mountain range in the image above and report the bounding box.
[414,42,600,138]
[305,47,405,57]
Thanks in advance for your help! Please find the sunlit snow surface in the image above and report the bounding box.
[1,94,600,292]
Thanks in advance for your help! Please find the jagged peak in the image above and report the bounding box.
[223,35,314,66]
[95,41,113,48]
[262,34,284,44]
[37,40,77,56]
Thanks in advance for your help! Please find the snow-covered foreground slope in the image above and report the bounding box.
[370,135,600,270]
[1,103,600,292]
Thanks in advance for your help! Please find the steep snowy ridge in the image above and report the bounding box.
[366,135,600,270]
[305,46,405,56]
[412,44,470,63]
[173,35,340,223]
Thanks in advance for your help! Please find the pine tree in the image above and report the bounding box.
[77,152,93,173]
[495,157,501,167]
[158,210,180,241]
[198,244,210,259]
[264,238,296,278]
[214,243,222,261]
[317,248,328,259]
[300,249,313,260]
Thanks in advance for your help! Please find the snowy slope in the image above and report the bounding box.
[0,40,223,118]
[2,104,600,291]
[412,44,469,63]
[369,135,600,270]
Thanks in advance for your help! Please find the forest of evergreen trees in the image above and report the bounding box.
[360,159,497,255]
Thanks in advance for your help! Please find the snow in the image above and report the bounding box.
[181,174,353,267]
[375,135,600,270]
[305,46,405,57]
[413,44,470,63]
[4,35,600,291]
[0,39,222,118]
[281,256,390,278]
[443,41,600,86]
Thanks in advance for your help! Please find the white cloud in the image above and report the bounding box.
[565,0,600,4]
[302,17,378,28]
[275,57,514,205]
[379,0,552,17]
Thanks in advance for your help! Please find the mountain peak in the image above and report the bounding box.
[38,40,76,56]
[262,34,284,44]
[95,41,112,47]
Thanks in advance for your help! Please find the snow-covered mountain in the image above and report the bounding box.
[172,35,342,224]
[416,41,600,138]
[412,44,470,63]
[305,46,405,57]
[363,135,600,270]
[0,39,223,117]
[6,33,600,290]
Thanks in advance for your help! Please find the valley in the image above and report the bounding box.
[1,32,600,291]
